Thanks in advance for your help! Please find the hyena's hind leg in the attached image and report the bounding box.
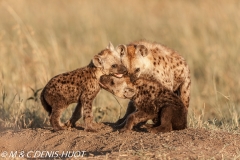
[50,107,68,131]
[148,106,173,133]
[178,67,191,108]
[65,102,82,128]
[148,104,187,133]
[120,111,156,132]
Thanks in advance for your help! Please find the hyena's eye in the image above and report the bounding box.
[135,68,140,73]
[110,79,115,86]
[111,64,118,68]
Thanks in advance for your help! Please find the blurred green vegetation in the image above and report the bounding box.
[0,0,239,130]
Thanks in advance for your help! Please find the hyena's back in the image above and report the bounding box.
[40,66,101,131]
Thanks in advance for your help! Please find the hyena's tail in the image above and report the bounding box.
[40,88,52,116]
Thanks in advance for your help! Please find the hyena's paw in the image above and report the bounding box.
[148,126,172,133]
[84,126,97,132]
[94,122,105,129]
[84,122,106,132]
[64,120,76,128]
[53,125,69,132]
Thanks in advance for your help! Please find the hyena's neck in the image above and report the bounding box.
[87,61,103,80]
[140,53,161,78]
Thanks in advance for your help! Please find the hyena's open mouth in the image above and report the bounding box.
[113,74,123,78]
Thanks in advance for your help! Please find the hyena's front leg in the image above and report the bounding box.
[120,110,155,133]
[115,100,136,127]
[81,99,96,132]
[82,96,103,132]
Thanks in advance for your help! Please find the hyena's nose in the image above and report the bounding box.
[129,74,137,82]
[119,65,128,75]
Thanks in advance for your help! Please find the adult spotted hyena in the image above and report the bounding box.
[99,75,187,133]
[40,43,127,131]
[116,40,191,124]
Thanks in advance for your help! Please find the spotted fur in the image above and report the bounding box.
[40,43,127,131]
[116,40,191,125]
[100,75,187,133]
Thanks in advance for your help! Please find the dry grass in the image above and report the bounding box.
[0,0,239,131]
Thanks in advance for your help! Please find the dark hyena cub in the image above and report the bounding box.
[99,75,187,133]
[40,43,127,131]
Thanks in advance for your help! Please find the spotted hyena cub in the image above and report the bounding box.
[99,75,187,133]
[115,40,191,124]
[40,43,127,131]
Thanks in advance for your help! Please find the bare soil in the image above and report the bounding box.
[0,123,240,159]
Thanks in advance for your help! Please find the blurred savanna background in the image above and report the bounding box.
[0,0,239,131]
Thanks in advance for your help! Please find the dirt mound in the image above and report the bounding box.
[0,124,240,159]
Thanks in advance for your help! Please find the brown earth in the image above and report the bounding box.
[0,123,240,159]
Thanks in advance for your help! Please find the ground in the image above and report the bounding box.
[0,124,240,159]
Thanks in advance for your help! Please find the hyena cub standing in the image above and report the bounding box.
[40,43,127,131]
[99,75,187,133]
[116,40,191,124]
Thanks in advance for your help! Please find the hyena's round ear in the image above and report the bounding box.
[116,44,127,57]
[92,55,103,68]
[136,45,148,57]
[107,42,114,51]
